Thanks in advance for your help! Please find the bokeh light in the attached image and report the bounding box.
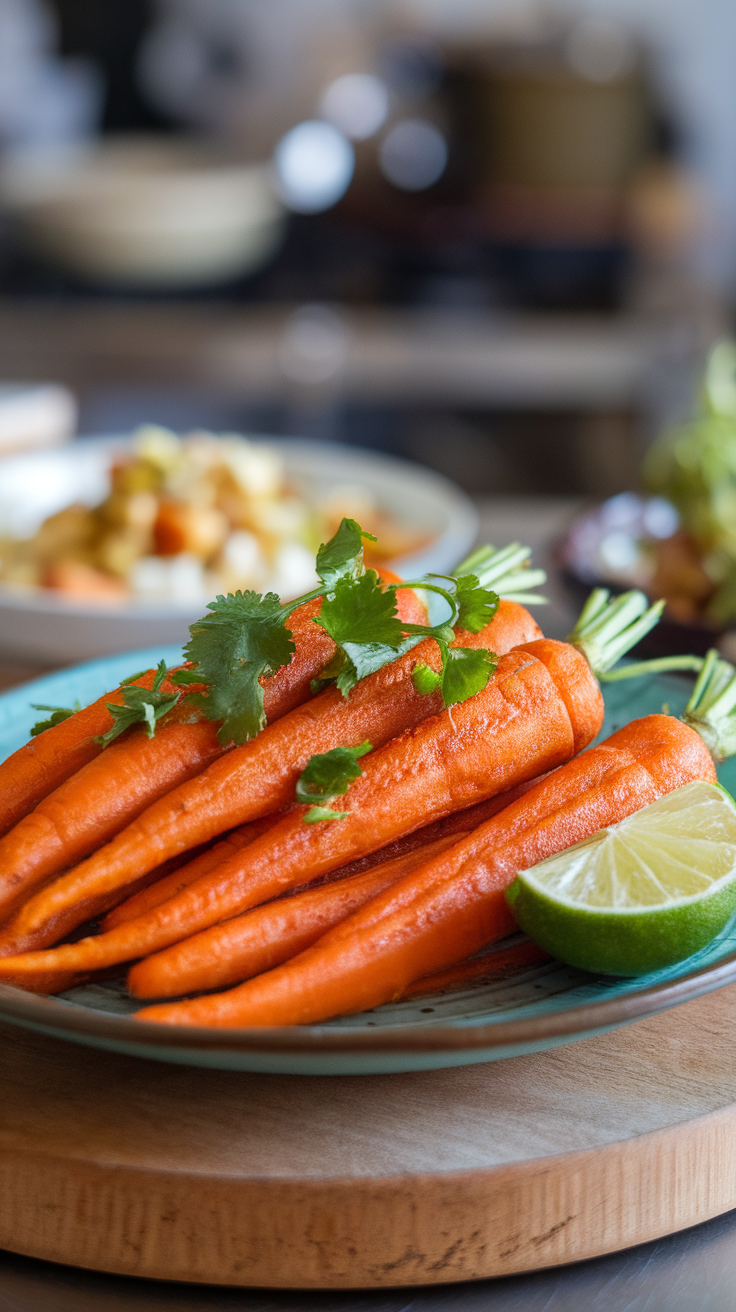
[379,119,448,192]
[566,19,636,83]
[319,73,389,142]
[273,120,354,213]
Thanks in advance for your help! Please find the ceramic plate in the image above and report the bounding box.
[0,437,478,663]
[1,653,736,1076]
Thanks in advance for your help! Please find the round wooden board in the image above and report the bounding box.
[2,988,736,1290]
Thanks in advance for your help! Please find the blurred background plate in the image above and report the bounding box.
[0,436,478,662]
[557,492,733,660]
[0,657,735,1075]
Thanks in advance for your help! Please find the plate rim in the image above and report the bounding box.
[2,654,736,1065]
[2,946,736,1057]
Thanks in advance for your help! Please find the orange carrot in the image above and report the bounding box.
[0,602,543,955]
[0,638,600,981]
[134,715,714,1028]
[104,767,549,931]
[0,682,220,921]
[0,571,427,920]
[401,939,551,998]
[127,834,466,999]
[0,668,162,838]
[101,813,281,929]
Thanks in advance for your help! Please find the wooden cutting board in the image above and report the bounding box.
[1,987,736,1290]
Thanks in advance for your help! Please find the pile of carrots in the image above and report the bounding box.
[0,557,718,1028]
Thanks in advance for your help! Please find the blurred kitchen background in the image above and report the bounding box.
[1,0,736,675]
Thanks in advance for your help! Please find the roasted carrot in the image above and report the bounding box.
[133,715,714,1028]
[0,637,600,980]
[0,602,543,955]
[0,570,427,920]
[127,834,466,999]
[0,668,162,838]
[401,938,552,998]
[101,813,281,929]
[0,686,220,921]
[104,767,549,931]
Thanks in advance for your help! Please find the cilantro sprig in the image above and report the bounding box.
[95,660,182,748]
[29,703,79,737]
[296,741,372,822]
[313,567,499,702]
[180,518,502,747]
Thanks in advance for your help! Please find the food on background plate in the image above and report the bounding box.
[0,425,430,605]
[0,517,733,1022]
[562,339,736,631]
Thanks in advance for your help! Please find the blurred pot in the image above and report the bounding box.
[0,136,286,289]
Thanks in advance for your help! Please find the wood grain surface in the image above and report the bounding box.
[1,986,736,1288]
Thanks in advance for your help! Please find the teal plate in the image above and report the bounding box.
[1,651,736,1075]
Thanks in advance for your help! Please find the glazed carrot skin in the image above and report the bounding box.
[0,638,599,980]
[101,814,281,929]
[135,715,713,1028]
[127,834,465,998]
[105,766,549,931]
[0,669,161,839]
[7,776,551,993]
[0,601,542,955]
[0,682,221,922]
[401,938,551,999]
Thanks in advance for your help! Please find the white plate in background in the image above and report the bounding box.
[0,436,478,663]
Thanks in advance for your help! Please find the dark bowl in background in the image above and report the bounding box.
[557,493,726,659]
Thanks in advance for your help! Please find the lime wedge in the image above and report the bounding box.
[505,781,736,976]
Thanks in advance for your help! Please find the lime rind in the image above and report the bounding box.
[505,781,736,976]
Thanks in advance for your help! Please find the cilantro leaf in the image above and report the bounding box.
[453,575,499,634]
[296,741,372,805]
[166,667,206,686]
[119,669,148,687]
[316,517,376,589]
[314,571,405,697]
[440,646,497,709]
[29,704,77,737]
[183,591,295,745]
[95,660,181,748]
[303,805,349,823]
[316,571,403,648]
[412,662,441,695]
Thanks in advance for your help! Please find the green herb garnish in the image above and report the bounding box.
[315,517,377,588]
[181,520,505,746]
[296,741,372,822]
[95,660,181,748]
[183,591,296,746]
[29,704,78,737]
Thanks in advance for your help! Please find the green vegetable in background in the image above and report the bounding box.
[643,339,736,624]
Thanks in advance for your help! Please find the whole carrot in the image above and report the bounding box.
[0,637,600,978]
[0,570,427,921]
[0,681,219,921]
[401,939,551,999]
[101,813,282,929]
[126,834,465,999]
[0,602,543,955]
[104,765,549,931]
[0,668,162,838]
[134,715,713,1028]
